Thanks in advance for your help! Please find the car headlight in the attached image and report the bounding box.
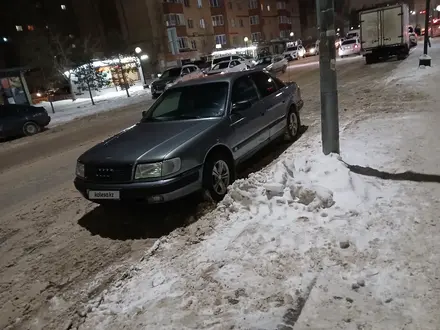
[310,48,316,53]
[134,158,181,180]
[76,162,85,178]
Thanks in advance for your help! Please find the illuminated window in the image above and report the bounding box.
[27,25,35,31]
[16,25,23,31]
[61,4,67,10]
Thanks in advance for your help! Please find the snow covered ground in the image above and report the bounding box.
[39,83,152,127]
[72,42,440,330]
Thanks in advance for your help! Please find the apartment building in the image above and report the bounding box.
[159,0,301,67]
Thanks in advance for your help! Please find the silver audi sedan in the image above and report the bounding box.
[74,70,304,206]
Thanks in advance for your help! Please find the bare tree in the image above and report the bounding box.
[19,31,100,101]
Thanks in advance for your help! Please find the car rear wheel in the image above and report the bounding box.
[203,153,234,202]
[284,107,301,142]
[23,122,40,136]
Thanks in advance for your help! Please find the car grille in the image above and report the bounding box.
[85,164,133,183]
[152,82,166,91]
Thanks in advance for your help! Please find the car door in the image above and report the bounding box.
[228,75,269,160]
[250,71,289,139]
[0,106,22,138]
[179,67,192,82]
[229,60,242,72]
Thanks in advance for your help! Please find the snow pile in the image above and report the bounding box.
[79,146,397,330]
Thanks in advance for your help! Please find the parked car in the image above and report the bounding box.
[252,55,288,74]
[211,55,252,69]
[74,70,304,206]
[283,45,306,61]
[0,104,51,140]
[206,60,248,76]
[150,64,203,98]
[338,38,361,57]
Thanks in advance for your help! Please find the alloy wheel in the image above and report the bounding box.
[289,112,298,136]
[212,160,230,195]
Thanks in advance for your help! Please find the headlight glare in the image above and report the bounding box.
[135,158,181,180]
[76,162,85,178]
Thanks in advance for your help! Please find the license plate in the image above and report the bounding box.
[88,190,120,200]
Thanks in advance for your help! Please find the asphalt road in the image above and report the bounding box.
[0,54,404,330]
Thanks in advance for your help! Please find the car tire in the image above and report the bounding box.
[284,106,301,142]
[202,152,234,202]
[152,93,159,99]
[23,122,40,136]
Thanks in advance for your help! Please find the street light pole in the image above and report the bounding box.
[135,47,148,88]
[316,0,340,155]
[423,0,431,55]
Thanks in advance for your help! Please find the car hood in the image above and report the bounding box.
[79,119,220,164]
[151,76,179,86]
[206,68,226,75]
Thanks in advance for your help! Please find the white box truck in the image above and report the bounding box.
[359,4,410,64]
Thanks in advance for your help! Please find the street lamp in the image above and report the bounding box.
[134,47,148,88]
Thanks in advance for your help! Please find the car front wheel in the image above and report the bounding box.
[284,107,301,142]
[203,153,234,202]
[23,122,40,136]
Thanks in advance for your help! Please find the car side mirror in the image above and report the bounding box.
[232,100,252,113]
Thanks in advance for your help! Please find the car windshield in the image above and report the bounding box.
[286,46,298,51]
[346,33,357,39]
[160,68,181,78]
[142,82,229,121]
[342,39,356,45]
[257,57,273,64]
[212,62,230,70]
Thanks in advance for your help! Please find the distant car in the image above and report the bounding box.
[283,45,306,61]
[346,29,360,40]
[74,70,304,206]
[150,64,203,98]
[305,43,319,56]
[252,55,288,74]
[206,60,248,76]
[211,55,252,69]
[339,38,361,57]
[0,104,51,140]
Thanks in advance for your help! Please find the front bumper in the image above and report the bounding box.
[339,48,360,56]
[74,167,202,204]
[150,84,165,95]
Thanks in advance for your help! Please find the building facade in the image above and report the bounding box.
[152,0,302,68]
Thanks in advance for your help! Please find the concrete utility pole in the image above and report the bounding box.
[423,0,431,54]
[316,0,340,155]
[420,0,432,66]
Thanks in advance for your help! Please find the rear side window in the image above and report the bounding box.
[231,76,259,104]
[342,39,356,45]
[251,71,279,97]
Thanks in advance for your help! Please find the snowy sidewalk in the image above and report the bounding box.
[38,84,152,127]
[69,42,440,330]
